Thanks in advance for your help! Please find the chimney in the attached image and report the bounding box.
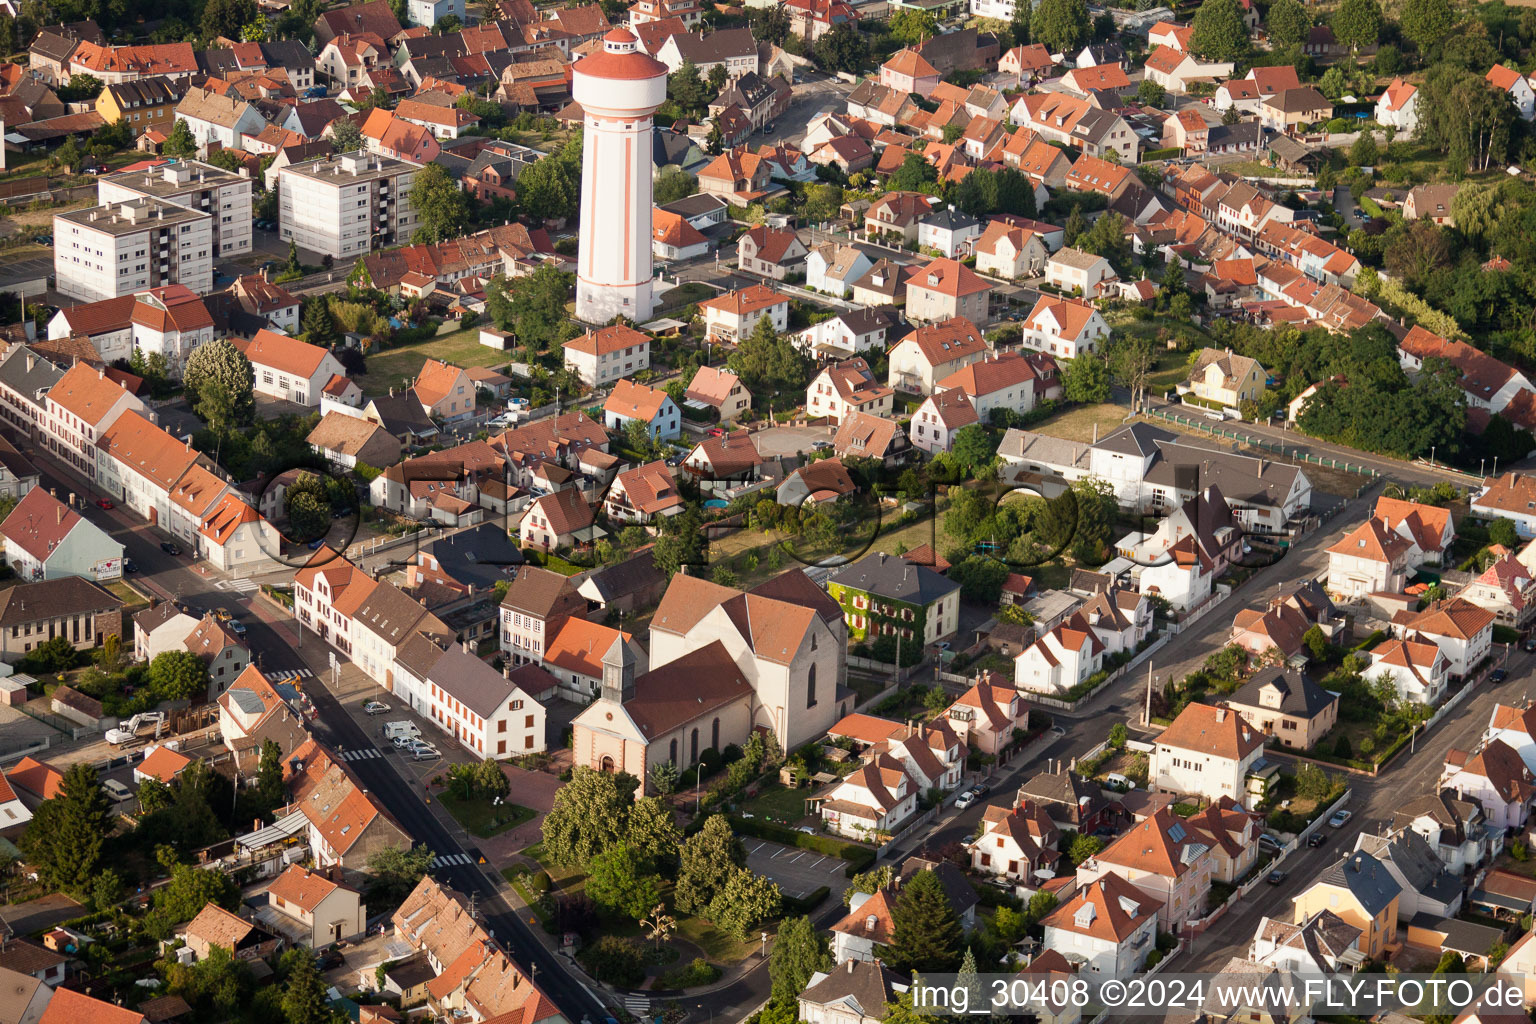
[25,354,33,373]
[56,506,63,526]
[847,959,856,974]
[1215,707,1227,722]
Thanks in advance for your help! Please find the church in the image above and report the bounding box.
[570,570,853,789]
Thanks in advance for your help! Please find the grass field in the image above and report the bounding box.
[360,325,513,397]
[438,791,536,838]
[1032,402,1134,443]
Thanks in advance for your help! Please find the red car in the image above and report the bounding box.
[95,499,114,510]
[707,427,727,438]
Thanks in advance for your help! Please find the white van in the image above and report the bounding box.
[1104,773,1136,791]
[383,721,421,742]
[102,779,134,803]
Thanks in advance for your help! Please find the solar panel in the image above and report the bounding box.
[1167,823,1186,842]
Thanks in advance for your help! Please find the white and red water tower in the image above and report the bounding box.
[572,28,669,324]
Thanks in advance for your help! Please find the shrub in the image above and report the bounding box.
[577,936,645,987]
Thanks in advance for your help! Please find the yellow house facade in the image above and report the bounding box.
[1292,850,1401,959]
[95,79,185,137]
[1186,347,1267,408]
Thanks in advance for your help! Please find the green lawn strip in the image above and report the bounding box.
[439,791,536,838]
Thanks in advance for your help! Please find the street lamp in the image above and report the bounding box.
[761,932,769,959]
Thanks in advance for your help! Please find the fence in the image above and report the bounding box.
[877,804,940,860]
[847,655,918,683]
[1016,634,1172,712]
[1147,408,1382,487]
[1168,583,1234,635]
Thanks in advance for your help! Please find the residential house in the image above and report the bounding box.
[737,225,808,280]
[1368,634,1451,707]
[1326,516,1416,600]
[777,458,857,507]
[806,358,894,425]
[819,754,917,839]
[945,677,1030,755]
[499,565,586,667]
[1045,247,1117,297]
[1404,184,1460,225]
[684,365,751,424]
[1184,348,1266,409]
[1,487,122,583]
[1259,87,1332,132]
[1487,64,1536,120]
[519,489,596,552]
[1472,473,1536,539]
[42,362,147,480]
[681,429,763,488]
[833,412,911,467]
[1443,739,1536,831]
[864,192,935,245]
[1143,46,1234,94]
[1041,873,1161,979]
[799,960,907,1024]
[1021,295,1110,360]
[1151,701,1266,802]
[917,209,983,260]
[1224,666,1339,750]
[908,390,977,454]
[1376,78,1418,132]
[604,460,684,523]
[1077,807,1214,929]
[1390,598,1495,679]
[886,316,986,393]
[264,864,368,947]
[412,359,476,423]
[879,47,939,97]
[1014,611,1105,696]
[1249,909,1367,974]
[175,86,267,150]
[974,220,1047,280]
[698,284,790,343]
[827,550,961,645]
[969,798,1059,884]
[562,324,651,387]
[1291,851,1402,960]
[306,413,401,471]
[240,329,347,407]
[1460,550,1536,628]
[603,379,680,441]
[804,243,876,299]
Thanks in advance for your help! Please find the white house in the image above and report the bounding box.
[885,316,987,394]
[1375,78,1418,133]
[1041,873,1161,980]
[806,358,894,425]
[968,798,1059,884]
[1045,247,1116,297]
[1487,64,1535,121]
[563,324,652,388]
[819,754,917,840]
[909,390,978,454]
[1021,296,1110,360]
[698,284,790,343]
[974,220,1047,280]
[265,864,368,948]
[1442,739,1534,832]
[804,242,876,299]
[1325,517,1416,600]
[240,329,347,407]
[1389,598,1495,679]
[0,487,123,583]
[1367,635,1450,707]
[1486,702,1536,777]
[1150,702,1265,802]
[1014,611,1104,695]
[603,379,681,441]
[1472,473,1536,539]
[933,351,1038,422]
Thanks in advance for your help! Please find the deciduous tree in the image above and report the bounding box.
[1399,0,1456,53]
[1030,0,1089,56]
[149,650,210,702]
[1190,0,1250,61]
[708,866,782,941]
[676,814,746,914]
[586,843,661,921]
[164,119,197,158]
[183,338,255,433]
[410,162,470,243]
[1332,0,1383,50]
[1266,0,1310,47]
[330,116,363,153]
[889,8,937,45]
[770,916,832,1004]
[541,766,641,867]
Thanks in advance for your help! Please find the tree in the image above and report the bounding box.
[803,182,844,224]
[648,759,679,796]
[1077,210,1129,273]
[366,845,433,909]
[1264,0,1309,46]
[728,315,814,394]
[586,843,661,921]
[1010,0,1032,46]
[1190,0,1250,61]
[947,424,999,478]
[1490,517,1519,548]
[1067,832,1103,865]
[1062,353,1110,403]
[1109,333,1154,411]
[145,862,240,939]
[254,739,285,817]
[58,73,103,103]
[91,869,124,913]
[517,155,579,222]
[887,154,939,194]
[708,866,783,941]
[241,13,270,40]
[655,170,698,205]
[183,338,255,433]
[1136,79,1167,107]
[286,491,329,542]
[1332,0,1382,50]
[148,650,209,701]
[1070,475,1117,563]
[281,949,335,1024]
[203,0,256,40]
[330,116,363,153]
[1349,131,1378,167]
[1063,204,1086,246]
[301,297,338,346]
[770,916,832,1004]
[1031,0,1090,56]
[19,762,109,893]
[669,59,710,113]
[880,870,962,973]
[653,506,706,576]
[750,3,790,44]
[1399,0,1456,53]
[1416,63,1516,173]
[541,766,640,867]
[137,776,174,815]
[889,8,937,45]
[487,263,574,352]
[410,162,470,244]
[948,556,1011,603]
[677,814,746,914]
[812,21,868,74]
[285,239,302,276]
[164,119,198,158]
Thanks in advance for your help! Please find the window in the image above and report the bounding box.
[690,727,699,762]
[807,664,817,708]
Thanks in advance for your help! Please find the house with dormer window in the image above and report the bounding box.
[1078,808,1214,929]
[969,798,1060,884]
[1042,873,1161,976]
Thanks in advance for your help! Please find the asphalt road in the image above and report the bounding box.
[9,438,610,1024]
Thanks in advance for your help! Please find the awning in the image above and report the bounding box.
[236,809,309,851]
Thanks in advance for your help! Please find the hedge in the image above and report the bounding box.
[1494,625,1522,645]
[1350,630,1386,652]
[783,885,831,914]
[729,816,877,874]
[1142,147,1181,161]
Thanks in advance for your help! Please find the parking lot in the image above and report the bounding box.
[751,425,837,459]
[744,838,852,901]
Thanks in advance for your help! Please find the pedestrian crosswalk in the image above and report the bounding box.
[273,668,314,681]
[624,997,650,1016]
[339,748,382,762]
[431,852,473,868]
[215,579,259,593]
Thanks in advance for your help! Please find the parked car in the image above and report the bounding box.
[1328,809,1352,828]
[1266,870,1287,885]
[1307,831,1327,847]
[95,498,114,510]
[1492,668,1509,683]
[214,608,233,622]
[160,542,181,556]
[1523,638,1536,653]
[954,790,977,809]
[228,620,247,638]
[970,782,991,798]
[122,558,137,574]
[707,427,727,438]
[363,700,390,716]
[102,779,134,803]
[410,745,441,761]
[314,948,344,971]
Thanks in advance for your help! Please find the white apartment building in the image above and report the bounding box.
[277,151,421,259]
[394,643,548,759]
[54,199,213,302]
[97,159,254,259]
[563,324,652,387]
[43,362,150,479]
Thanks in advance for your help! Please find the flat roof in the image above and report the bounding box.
[101,159,249,200]
[57,198,209,236]
[279,149,419,185]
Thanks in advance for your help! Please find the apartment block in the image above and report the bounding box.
[276,151,420,259]
[54,199,213,302]
[97,159,254,259]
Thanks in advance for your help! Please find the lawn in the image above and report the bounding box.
[703,507,946,589]
[738,782,815,826]
[438,791,536,839]
[1032,402,1133,443]
[105,579,150,616]
[359,325,513,397]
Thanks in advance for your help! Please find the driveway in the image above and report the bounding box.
[744,838,851,901]
[753,424,835,459]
